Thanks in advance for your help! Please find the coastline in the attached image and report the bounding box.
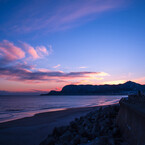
[0,108,67,124]
[40,103,128,145]
[0,95,123,124]
[0,104,109,145]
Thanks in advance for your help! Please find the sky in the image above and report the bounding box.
[0,0,145,94]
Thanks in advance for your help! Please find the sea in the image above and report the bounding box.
[0,95,126,123]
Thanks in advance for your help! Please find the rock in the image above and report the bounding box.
[52,126,67,137]
[99,107,102,112]
[70,121,78,130]
[59,130,73,142]
[82,119,90,127]
[108,137,115,145]
[98,136,109,145]
[40,136,55,145]
[112,127,121,137]
[80,137,88,143]
[71,134,80,145]
[79,127,91,138]
[91,125,99,138]
[40,105,128,145]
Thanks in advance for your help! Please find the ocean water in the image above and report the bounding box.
[0,95,126,123]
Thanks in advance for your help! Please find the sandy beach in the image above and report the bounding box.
[0,105,102,145]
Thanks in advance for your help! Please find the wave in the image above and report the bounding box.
[5,109,24,112]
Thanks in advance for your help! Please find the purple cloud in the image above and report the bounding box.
[0,64,108,82]
[1,0,127,33]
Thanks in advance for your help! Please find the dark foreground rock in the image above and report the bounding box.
[40,105,128,145]
[117,94,145,145]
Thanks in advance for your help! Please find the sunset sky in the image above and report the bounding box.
[0,0,145,94]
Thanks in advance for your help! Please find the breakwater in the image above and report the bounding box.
[117,94,145,145]
[40,105,128,145]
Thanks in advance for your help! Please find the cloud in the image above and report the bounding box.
[79,66,87,69]
[0,40,52,62]
[96,72,110,76]
[53,64,61,68]
[36,45,53,56]
[36,46,48,55]
[103,80,126,85]
[21,42,53,59]
[133,77,145,85]
[21,42,39,59]
[0,64,109,83]
[37,68,51,72]
[2,0,128,33]
[0,40,25,63]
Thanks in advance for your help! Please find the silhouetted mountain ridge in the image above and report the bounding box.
[41,81,145,96]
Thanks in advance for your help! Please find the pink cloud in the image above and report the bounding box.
[0,40,25,61]
[21,42,39,59]
[0,40,52,62]
[79,66,87,69]
[37,46,48,54]
[0,61,111,91]
[36,45,53,56]
[133,77,145,85]
[0,64,109,83]
[53,64,61,68]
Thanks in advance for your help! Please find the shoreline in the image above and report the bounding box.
[0,108,67,124]
[0,104,114,145]
[0,99,120,124]
[0,104,111,128]
[40,103,124,145]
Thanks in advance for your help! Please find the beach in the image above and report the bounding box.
[0,105,103,145]
[40,103,127,145]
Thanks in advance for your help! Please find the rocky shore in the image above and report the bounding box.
[40,104,128,145]
[117,93,145,145]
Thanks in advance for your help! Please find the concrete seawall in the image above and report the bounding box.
[117,98,145,145]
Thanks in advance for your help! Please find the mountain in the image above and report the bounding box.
[41,81,145,96]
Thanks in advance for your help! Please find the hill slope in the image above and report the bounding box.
[41,81,145,96]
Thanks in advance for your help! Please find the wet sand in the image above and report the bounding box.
[0,105,103,145]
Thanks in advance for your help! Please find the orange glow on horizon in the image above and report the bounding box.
[102,80,127,85]
[0,73,144,93]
